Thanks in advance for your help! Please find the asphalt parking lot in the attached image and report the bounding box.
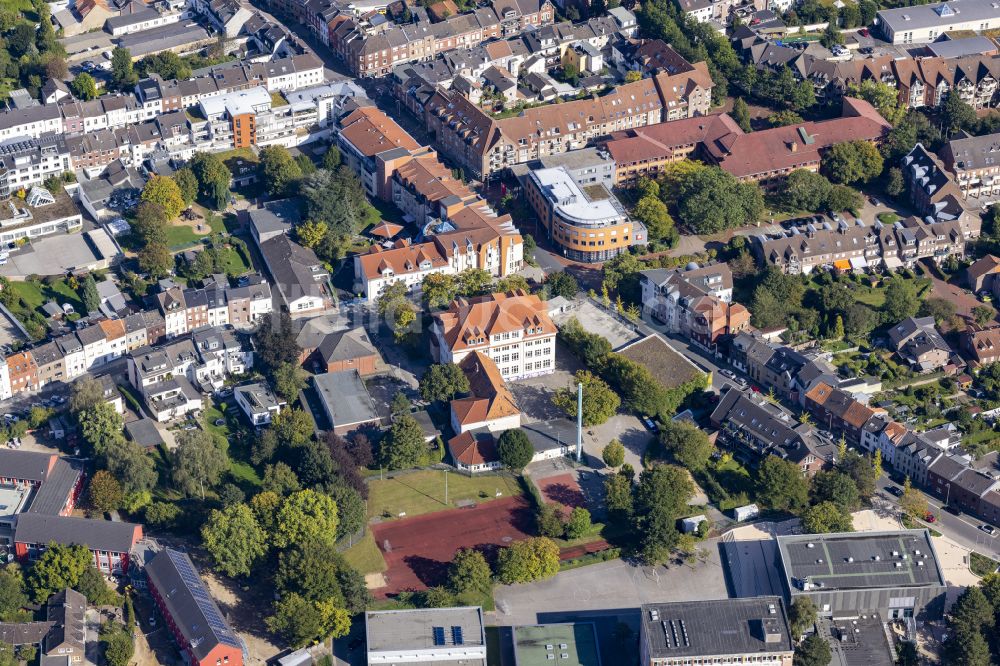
[493,543,729,627]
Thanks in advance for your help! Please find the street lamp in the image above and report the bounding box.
[945,482,951,509]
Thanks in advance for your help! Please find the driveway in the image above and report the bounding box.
[926,273,994,322]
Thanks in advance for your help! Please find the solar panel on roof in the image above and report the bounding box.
[452,626,464,645]
[433,627,446,645]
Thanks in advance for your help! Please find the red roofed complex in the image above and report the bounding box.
[450,351,521,434]
[602,97,890,189]
[432,291,556,380]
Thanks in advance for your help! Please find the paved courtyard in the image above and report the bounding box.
[549,300,642,350]
[492,543,729,627]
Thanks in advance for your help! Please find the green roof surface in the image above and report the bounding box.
[514,624,601,666]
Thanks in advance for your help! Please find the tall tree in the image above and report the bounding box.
[172,430,228,498]
[173,168,198,206]
[378,415,427,470]
[69,72,98,100]
[552,370,620,426]
[448,548,492,595]
[141,175,185,220]
[189,152,231,210]
[274,489,339,548]
[258,145,303,196]
[497,429,534,471]
[658,420,713,471]
[419,363,470,403]
[201,504,267,577]
[496,537,560,584]
[756,457,809,513]
[110,47,137,91]
[80,274,100,314]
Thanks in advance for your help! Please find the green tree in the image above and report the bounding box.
[497,428,534,470]
[271,362,306,402]
[886,167,905,197]
[275,541,369,612]
[602,439,626,468]
[266,593,351,647]
[379,415,426,470]
[101,625,134,666]
[171,430,228,498]
[190,152,232,210]
[536,503,565,538]
[802,501,854,534]
[141,175,185,220]
[144,502,181,528]
[448,548,492,595]
[604,472,634,524]
[201,503,267,577]
[919,297,957,326]
[69,376,105,415]
[328,485,366,541]
[781,169,832,212]
[421,272,458,308]
[80,274,100,313]
[496,537,560,584]
[810,470,860,511]
[110,46,137,91]
[323,146,342,170]
[676,166,764,233]
[132,201,168,246]
[788,597,817,637]
[847,80,905,125]
[545,271,579,299]
[822,141,883,184]
[794,633,831,666]
[87,470,123,513]
[633,196,675,242]
[757,457,809,513]
[900,477,928,518]
[275,489,339,548]
[104,439,157,495]
[419,363,470,403]
[973,306,995,327]
[27,544,91,602]
[819,22,844,48]
[296,220,328,249]
[882,278,919,322]
[457,268,493,297]
[634,464,694,564]
[944,586,994,666]
[78,402,125,457]
[138,242,173,278]
[0,567,28,622]
[252,312,301,375]
[941,92,977,136]
[658,420,713,471]
[258,145,303,196]
[564,507,592,539]
[69,72,98,100]
[552,370,620,426]
[732,97,752,132]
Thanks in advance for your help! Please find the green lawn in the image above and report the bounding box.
[11,279,84,315]
[341,531,387,574]
[165,213,227,250]
[971,552,1000,577]
[368,470,521,520]
[852,278,931,308]
[214,247,249,275]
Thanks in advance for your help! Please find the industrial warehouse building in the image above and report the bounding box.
[775,530,946,620]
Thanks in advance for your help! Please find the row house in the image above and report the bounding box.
[431,290,557,381]
[639,263,750,354]
[331,0,553,77]
[709,387,832,475]
[941,130,1000,203]
[751,213,973,276]
[13,515,142,573]
[927,454,999,515]
[736,32,1000,111]
[155,275,273,339]
[804,382,877,445]
[962,325,1000,368]
[902,144,980,238]
[422,64,713,180]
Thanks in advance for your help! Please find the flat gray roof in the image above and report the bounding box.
[877,0,1000,32]
[822,615,895,666]
[641,597,793,660]
[365,607,485,653]
[312,370,379,428]
[777,530,946,593]
[514,623,601,666]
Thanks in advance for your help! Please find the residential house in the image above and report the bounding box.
[233,382,285,426]
[887,316,954,372]
[450,351,520,434]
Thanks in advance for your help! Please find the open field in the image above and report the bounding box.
[367,469,521,520]
[371,496,534,596]
[342,531,388,575]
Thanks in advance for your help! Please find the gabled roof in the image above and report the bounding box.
[447,429,498,466]
[434,291,555,352]
[450,351,519,426]
[145,549,242,662]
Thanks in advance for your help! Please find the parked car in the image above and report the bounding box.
[944,505,962,515]
[641,416,659,433]
[886,486,903,497]
[214,418,226,427]
[924,511,936,523]
[720,369,736,380]
[980,524,997,536]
